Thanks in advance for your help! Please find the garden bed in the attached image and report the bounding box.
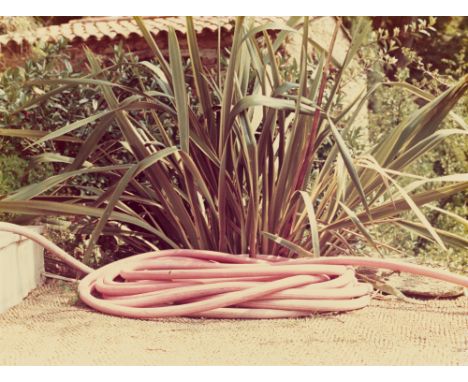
[0,280,466,365]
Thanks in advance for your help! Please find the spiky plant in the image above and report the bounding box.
[0,16,467,266]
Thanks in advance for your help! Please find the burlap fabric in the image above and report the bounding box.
[0,281,467,365]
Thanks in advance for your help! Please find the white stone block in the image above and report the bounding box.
[0,226,44,314]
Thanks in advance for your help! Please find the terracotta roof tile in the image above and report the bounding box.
[96,22,114,38]
[0,16,292,48]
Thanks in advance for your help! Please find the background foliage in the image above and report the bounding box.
[362,17,467,272]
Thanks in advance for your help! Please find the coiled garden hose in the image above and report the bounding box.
[1,222,467,319]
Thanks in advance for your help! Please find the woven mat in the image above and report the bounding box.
[0,281,467,365]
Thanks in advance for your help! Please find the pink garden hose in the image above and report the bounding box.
[1,222,467,319]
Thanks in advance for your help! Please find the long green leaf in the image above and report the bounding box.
[0,200,179,248]
[219,16,245,154]
[6,164,131,201]
[261,231,313,257]
[0,128,83,143]
[298,191,320,257]
[395,220,468,249]
[327,115,371,217]
[168,27,190,153]
[339,202,383,257]
[186,17,215,135]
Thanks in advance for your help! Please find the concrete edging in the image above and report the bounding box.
[0,225,44,314]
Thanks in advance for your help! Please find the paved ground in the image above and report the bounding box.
[0,281,467,365]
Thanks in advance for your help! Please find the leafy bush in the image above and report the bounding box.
[362,17,468,272]
[0,39,158,155]
[371,16,467,79]
[0,38,174,257]
[0,40,172,197]
[0,153,52,193]
[1,17,467,270]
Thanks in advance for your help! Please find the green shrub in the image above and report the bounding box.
[0,154,29,195]
[0,40,171,197]
[363,16,468,272]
